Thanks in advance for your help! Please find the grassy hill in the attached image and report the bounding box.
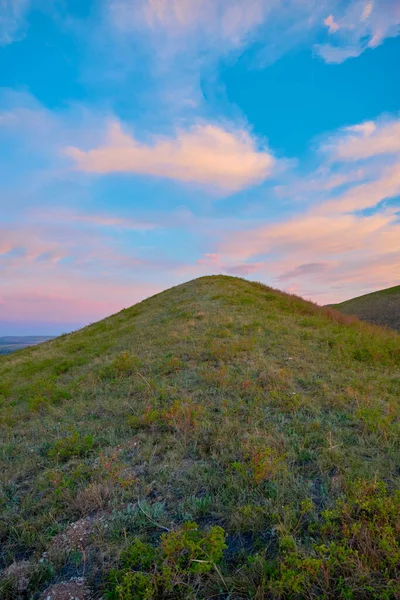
[332,285,400,331]
[0,275,399,599]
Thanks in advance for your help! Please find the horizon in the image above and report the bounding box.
[1,276,399,337]
[1,0,399,334]
[1,275,399,337]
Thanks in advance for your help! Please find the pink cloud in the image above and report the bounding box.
[196,253,220,266]
[0,278,161,323]
[320,162,400,214]
[315,0,400,63]
[324,15,340,33]
[216,111,400,304]
[224,263,264,276]
[35,209,158,231]
[324,117,400,162]
[109,0,272,55]
[66,121,275,192]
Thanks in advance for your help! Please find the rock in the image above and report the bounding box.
[41,577,90,600]
[1,560,32,592]
[49,517,95,555]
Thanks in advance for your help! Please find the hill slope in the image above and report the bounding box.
[0,276,399,599]
[332,284,400,331]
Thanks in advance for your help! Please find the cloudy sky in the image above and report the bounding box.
[1,0,399,334]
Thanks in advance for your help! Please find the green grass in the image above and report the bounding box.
[333,285,400,331]
[0,275,399,599]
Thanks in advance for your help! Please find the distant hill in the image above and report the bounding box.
[0,276,399,599]
[332,285,400,331]
[0,335,54,355]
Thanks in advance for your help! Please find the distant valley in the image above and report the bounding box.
[0,336,55,355]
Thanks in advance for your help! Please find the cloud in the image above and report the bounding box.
[0,0,30,45]
[35,209,158,231]
[215,113,400,302]
[323,116,400,162]
[66,120,275,192]
[108,0,400,72]
[0,277,161,324]
[320,162,400,214]
[324,15,340,33]
[314,44,363,63]
[218,211,400,302]
[277,262,331,281]
[105,0,344,77]
[109,0,270,55]
[0,212,167,328]
[315,0,400,63]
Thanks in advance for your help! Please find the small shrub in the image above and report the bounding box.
[353,347,373,362]
[48,432,95,462]
[106,522,227,599]
[161,522,227,574]
[99,352,141,380]
[127,400,203,435]
[245,480,400,598]
[121,539,156,571]
[246,446,287,485]
[112,571,154,600]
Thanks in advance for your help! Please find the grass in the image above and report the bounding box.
[332,284,400,331]
[0,275,399,599]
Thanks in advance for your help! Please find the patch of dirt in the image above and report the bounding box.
[41,577,90,600]
[49,518,96,554]
[1,560,32,592]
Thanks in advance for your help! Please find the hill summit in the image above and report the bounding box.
[0,275,399,599]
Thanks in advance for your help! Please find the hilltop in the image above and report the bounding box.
[333,285,400,331]
[0,276,399,599]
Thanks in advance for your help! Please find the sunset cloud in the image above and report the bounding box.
[66,121,275,192]
[215,113,400,302]
[109,0,399,68]
[315,0,400,63]
[323,116,400,162]
[109,0,273,54]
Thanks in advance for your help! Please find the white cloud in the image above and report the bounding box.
[66,120,275,192]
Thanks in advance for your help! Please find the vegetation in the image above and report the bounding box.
[333,284,400,331]
[0,275,399,599]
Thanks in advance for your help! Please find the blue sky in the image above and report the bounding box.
[0,0,399,335]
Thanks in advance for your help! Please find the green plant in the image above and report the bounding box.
[106,523,227,599]
[48,432,95,462]
[161,522,227,574]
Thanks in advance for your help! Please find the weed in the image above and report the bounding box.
[106,522,227,599]
[48,432,95,462]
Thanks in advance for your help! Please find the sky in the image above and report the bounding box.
[0,0,399,335]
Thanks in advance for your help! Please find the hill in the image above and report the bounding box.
[0,336,55,355]
[0,275,399,599]
[332,285,400,331]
